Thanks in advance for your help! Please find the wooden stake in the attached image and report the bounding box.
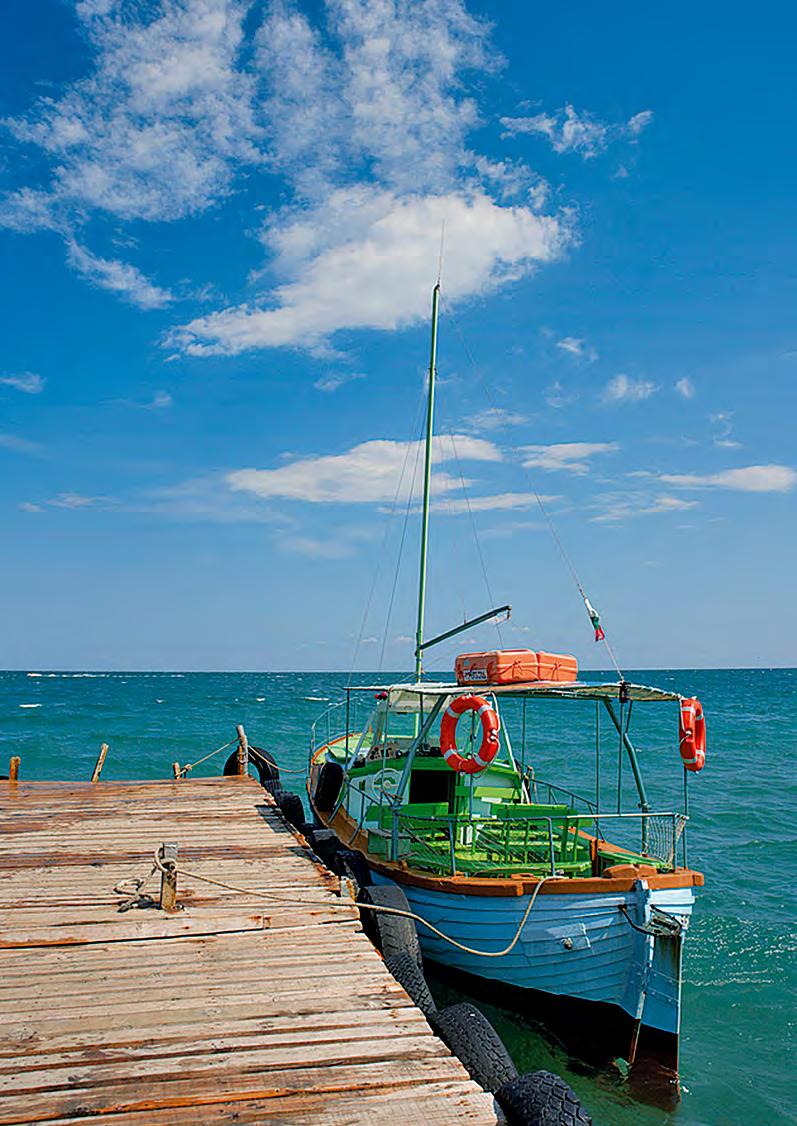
[90,743,109,783]
[158,842,179,913]
[8,757,20,782]
[236,724,249,777]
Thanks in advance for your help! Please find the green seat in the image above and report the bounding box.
[494,802,570,820]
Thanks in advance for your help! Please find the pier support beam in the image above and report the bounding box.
[90,743,109,783]
[236,724,249,777]
[8,756,20,782]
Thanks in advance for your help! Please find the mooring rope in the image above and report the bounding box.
[148,847,549,959]
[179,737,238,776]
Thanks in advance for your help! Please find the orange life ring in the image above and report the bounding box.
[679,697,706,772]
[440,694,500,775]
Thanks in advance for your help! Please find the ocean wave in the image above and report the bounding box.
[303,696,329,702]
[19,703,41,708]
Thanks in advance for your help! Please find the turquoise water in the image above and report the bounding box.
[2,668,795,1126]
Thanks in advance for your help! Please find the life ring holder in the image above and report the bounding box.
[440,694,501,775]
[679,697,706,772]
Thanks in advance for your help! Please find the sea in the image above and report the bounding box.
[1,667,794,1126]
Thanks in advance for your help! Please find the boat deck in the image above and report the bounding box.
[0,776,498,1125]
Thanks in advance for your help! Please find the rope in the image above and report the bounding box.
[179,738,237,776]
[148,848,550,959]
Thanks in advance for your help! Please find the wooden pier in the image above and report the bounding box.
[0,775,498,1124]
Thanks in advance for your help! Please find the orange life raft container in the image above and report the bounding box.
[455,649,578,686]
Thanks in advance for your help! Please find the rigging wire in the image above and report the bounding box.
[441,295,623,679]
[347,376,429,686]
[436,396,506,650]
[378,417,425,672]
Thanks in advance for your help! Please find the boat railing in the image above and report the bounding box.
[309,702,345,755]
[393,810,688,877]
[526,774,598,814]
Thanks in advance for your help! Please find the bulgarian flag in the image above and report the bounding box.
[584,597,605,642]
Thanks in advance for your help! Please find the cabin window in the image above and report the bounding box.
[409,769,454,808]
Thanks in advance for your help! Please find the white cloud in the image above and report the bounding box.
[49,492,106,509]
[708,410,741,449]
[468,407,528,431]
[146,391,173,409]
[659,465,797,493]
[278,535,354,559]
[627,110,654,136]
[3,0,260,228]
[432,491,559,515]
[522,441,619,475]
[19,502,43,513]
[545,380,578,409]
[66,240,172,309]
[0,433,41,454]
[501,104,654,160]
[556,336,597,362]
[0,372,45,394]
[314,371,367,393]
[172,189,568,355]
[602,374,657,404]
[591,493,699,524]
[675,377,695,399]
[227,432,500,505]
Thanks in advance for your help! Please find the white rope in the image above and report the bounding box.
[149,848,550,959]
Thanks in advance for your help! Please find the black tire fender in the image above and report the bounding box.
[358,883,422,968]
[428,1002,517,1095]
[496,1069,592,1126]
[384,951,437,1015]
[223,746,280,796]
[313,760,344,812]
[277,791,306,831]
[307,828,342,872]
[335,847,372,891]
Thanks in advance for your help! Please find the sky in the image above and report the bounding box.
[0,0,795,672]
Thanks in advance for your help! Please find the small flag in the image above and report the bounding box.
[584,597,605,642]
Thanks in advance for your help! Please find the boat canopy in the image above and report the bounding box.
[349,680,682,709]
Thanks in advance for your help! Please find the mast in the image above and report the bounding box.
[414,282,440,682]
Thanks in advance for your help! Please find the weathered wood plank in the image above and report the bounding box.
[0,778,497,1124]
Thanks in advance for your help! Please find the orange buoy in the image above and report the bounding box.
[679,697,706,772]
[440,694,500,775]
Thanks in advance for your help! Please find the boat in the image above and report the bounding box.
[306,282,706,1077]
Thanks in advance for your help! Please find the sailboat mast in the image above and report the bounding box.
[414,282,440,682]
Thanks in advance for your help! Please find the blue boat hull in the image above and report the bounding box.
[372,871,695,1066]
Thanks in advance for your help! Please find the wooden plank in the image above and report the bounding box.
[0,778,496,1124]
[35,1081,498,1125]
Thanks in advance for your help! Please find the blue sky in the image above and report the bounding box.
[1,0,794,672]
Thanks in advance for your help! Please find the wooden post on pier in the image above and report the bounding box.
[158,841,179,913]
[236,724,249,777]
[8,757,20,782]
[90,743,109,783]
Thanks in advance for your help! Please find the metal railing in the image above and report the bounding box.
[391,810,687,877]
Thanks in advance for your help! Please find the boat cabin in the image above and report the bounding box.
[309,666,694,883]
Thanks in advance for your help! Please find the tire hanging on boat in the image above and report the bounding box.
[440,694,501,775]
[313,760,344,812]
[678,697,706,772]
